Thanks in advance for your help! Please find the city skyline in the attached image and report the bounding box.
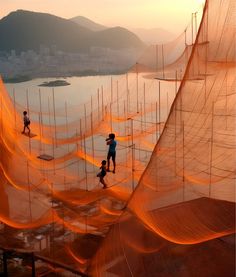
[1,0,205,34]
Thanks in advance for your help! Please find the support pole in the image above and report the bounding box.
[65,101,69,153]
[191,13,194,45]
[39,89,43,153]
[26,89,31,154]
[91,97,95,171]
[136,63,139,113]
[162,45,165,79]
[27,160,32,222]
[155,102,158,142]
[158,81,161,137]
[97,88,100,122]
[143,82,146,133]
[182,120,185,201]
[110,102,112,133]
[84,104,87,133]
[209,102,214,197]
[101,86,104,120]
[52,88,57,147]
[116,80,119,118]
[83,135,88,191]
[156,44,158,71]
[129,118,135,191]
[13,89,17,131]
[175,70,178,95]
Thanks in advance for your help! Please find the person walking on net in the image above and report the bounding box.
[97,160,107,189]
[106,133,117,173]
[21,111,31,134]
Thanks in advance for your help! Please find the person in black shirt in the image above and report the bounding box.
[97,160,107,189]
[22,111,31,134]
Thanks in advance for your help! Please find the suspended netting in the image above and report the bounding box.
[0,0,235,275]
[89,0,236,276]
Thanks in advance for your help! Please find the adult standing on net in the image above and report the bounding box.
[106,133,117,173]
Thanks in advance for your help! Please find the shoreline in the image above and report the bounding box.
[3,70,126,84]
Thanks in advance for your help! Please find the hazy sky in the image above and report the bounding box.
[0,0,205,34]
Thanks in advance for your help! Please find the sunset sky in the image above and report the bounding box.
[1,0,205,33]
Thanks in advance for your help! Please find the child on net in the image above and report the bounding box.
[22,111,31,134]
[97,160,107,189]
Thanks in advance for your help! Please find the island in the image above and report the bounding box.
[38,80,70,87]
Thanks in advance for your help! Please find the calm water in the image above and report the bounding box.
[5,75,121,110]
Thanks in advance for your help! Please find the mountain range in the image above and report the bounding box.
[70,15,106,32]
[71,16,175,44]
[0,10,145,53]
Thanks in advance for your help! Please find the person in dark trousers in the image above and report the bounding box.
[97,160,107,189]
[22,111,31,134]
[106,133,117,173]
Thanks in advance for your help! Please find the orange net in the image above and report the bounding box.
[0,0,235,275]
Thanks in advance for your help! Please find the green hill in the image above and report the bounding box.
[0,10,145,53]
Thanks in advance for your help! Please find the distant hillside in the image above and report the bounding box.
[93,27,146,49]
[70,15,107,31]
[0,10,145,53]
[131,28,175,45]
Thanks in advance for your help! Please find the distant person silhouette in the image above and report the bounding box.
[106,133,117,173]
[97,160,107,189]
[22,111,31,134]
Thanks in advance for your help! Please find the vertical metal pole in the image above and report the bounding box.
[91,97,95,171]
[155,102,158,142]
[39,89,43,153]
[156,44,158,71]
[26,89,31,154]
[76,128,80,185]
[97,88,100,122]
[52,88,57,147]
[167,91,169,116]
[27,160,32,221]
[209,102,214,197]
[64,101,69,189]
[126,73,129,116]
[175,103,177,176]
[116,80,119,118]
[101,86,104,120]
[84,104,87,133]
[83,135,88,191]
[111,76,113,103]
[79,119,83,180]
[195,12,198,38]
[110,102,112,133]
[136,63,139,113]
[130,118,135,191]
[191,13,194,45]
[65,101,69,153]
[158,81,161,137]
[162,45,165,79]
[13,88,17,131]
[175,70,178,95]
[140,102,143,134]
[182,120,185,201]
[143,83,146,133]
